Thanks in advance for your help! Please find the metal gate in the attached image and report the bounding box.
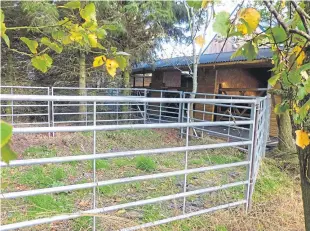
[0,93,269,230]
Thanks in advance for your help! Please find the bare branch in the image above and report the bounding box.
[263,0,310,41]
[291,1,310,21]
[291,1,310,35]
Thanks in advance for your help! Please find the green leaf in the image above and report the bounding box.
[231,46,243,59]
[31,54,53,73]
[270,26,287,43]
[299,99,310,121]
[297,87,307,100]
[2,33,10,48]
[0,9,4,23]
[63,1,80,9]
[102,24,118,31]
[20,37,38,54]
[268,73,281,87]
[213,11,230,37]
[299,63,310,72]
[242,41,257,61]
[111,46,117,53]
[0,121,13,148]
[274,102,289,114]
[52,31,66,41]
[187,1,202,9]
[41,37,63,54]
[115,56,127,71]
[97,28,107,39]
[80,3,96,22]
[288,70,302,84]
[1,143,17,164]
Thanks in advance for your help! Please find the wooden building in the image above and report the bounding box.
[131,47,281,137]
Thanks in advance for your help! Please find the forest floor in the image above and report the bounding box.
[1,129,304,231]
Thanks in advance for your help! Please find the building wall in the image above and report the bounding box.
[148,66,278,137]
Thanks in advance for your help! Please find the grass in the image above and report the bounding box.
[18,166,67,188]
[135,156,157,172]
[1,129,303,231]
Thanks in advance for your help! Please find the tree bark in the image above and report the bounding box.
[79,51,87,122]
[278,111,296,152]
[298,144,310,231]
[122,68,131,119]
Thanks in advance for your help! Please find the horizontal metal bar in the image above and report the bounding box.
[1,113,48,117]
[0,86,49,89]
[53,118,143,124]
[0,181,247,231]
[52,87,142,90]
[53,103,144,107]
[1,141,251,167]
[1,161,249,199]
[12,121,253,134]
[122,200,246,231]
[10,122,49,126]
[0,94,258,104]
[0,104,49,107]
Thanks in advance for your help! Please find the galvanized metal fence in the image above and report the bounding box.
[0,91,269,231]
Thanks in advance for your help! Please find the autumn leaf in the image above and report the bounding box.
[106,59,119,77]
[201,0,210,8]
[293,46,306,67]
[20,37,38,54]
[88,33,97,48]
[93,55,106,68]
[295,130,310,149]
[194,35,205,47]
[237,8,260,35]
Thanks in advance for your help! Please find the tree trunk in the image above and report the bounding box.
[278,111,296,152]
[298,144,310,231]
[79,51,87,122]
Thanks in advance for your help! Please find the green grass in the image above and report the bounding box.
[18,166,67,188]
[98,184,125,196]
[135,156,157,172]
[24,146,57,158]
[26,194,73,217]
[202,154,242,165]
[253,159,291,201]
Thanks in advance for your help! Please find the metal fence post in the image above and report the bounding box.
[47,88,51,137]
[92,101,97,231]
[180,92,185,138]
[178,91,183,136]
[51,87,55,137]
[227,96,232,142]
[116,89,119,125]
[159,91,162,123]
[144,89,147,124]
[182,102,190,214]
[202,94,207,138]
[11,87,14,125]
[245,102,258,212]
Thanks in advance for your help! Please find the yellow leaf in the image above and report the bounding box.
[88,33,97,48]
[236,24,247,35]
[1,22,6,37]
[295,130,310,149]
[201,0,210,9]
[281,0,286,8]
[106,59,119,78]
[293,46,305,67]
[70,31,83,42]
[93,55,106,68]
[194,35,205,47]
[237,8,260,34]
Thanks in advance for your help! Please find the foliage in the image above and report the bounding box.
[213,2,310,149]
[1,1,128,77]
[0,120,16,164]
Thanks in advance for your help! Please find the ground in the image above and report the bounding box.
[1,129,305,231]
